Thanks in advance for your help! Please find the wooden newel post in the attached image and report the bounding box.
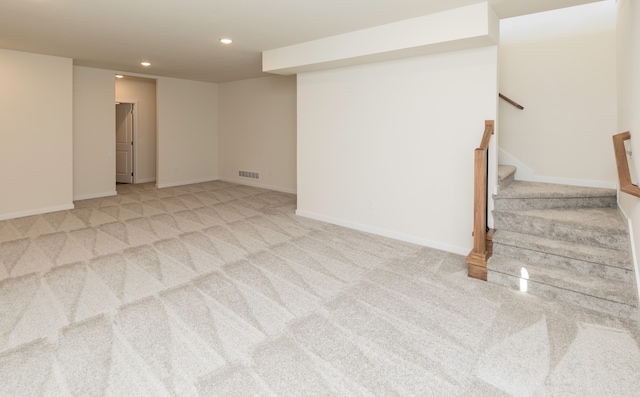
[466,120,494,281]
[466,148,489,280]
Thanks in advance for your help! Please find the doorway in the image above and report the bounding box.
[115,102,134,183]
[115,75,157,184]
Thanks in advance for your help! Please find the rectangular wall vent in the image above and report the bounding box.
[239,170,260,179]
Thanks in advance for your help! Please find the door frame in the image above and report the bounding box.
[115,99,139,183]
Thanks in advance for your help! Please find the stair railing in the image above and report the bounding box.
[466,120,495,281]
[499,93,524,110]
[613,131,640,198]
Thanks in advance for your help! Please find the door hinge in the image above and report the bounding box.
[131,172,133,176]
[131,141,133,145]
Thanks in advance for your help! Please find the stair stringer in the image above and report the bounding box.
[615,201,640,313]
[498,148,616,190]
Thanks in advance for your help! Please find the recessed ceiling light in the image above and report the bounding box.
[220,38,233,44]
[141,62,151,67]
[115,74,124,79]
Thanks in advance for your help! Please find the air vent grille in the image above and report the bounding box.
[239,170,260,179]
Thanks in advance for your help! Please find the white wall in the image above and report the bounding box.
[499,1,617,188]
[218,75,297,193]
[617,0,640,303]
[71,67,219,196]
[297,46,498,254]
[73,66,116,200]
[156,77,218,188]
[116,76,157,183]
[0,49,73,219]
[617,0,640,146]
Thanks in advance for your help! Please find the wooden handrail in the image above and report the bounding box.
[613,131,640,198]
[479,120,494,149]
[499,93,524,110]
[466,120,495,281]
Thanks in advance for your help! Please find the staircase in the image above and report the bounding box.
[488,165,639,319]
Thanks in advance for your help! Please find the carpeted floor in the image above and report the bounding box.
[1,180,639,396]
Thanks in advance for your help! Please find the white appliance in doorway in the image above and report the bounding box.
[115,102,134,183]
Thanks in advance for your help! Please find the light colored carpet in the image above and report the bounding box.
[0,181,639,396]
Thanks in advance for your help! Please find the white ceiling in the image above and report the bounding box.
[0,0,602,83]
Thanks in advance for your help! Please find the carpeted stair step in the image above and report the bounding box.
[493,207,629,251]
[497,165,517,191]
[494,181,617,210]
[488,255,638,318]
[492,229,634,284]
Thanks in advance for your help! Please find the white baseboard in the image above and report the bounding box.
[499,148,616,189]
[73,191,117,201]
[135,177,156,184]
[218,177,297,194]
[295,209,469,256]
[0,203,75,221]
[156,177,219,189]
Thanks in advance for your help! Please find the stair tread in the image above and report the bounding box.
[489,254,638,307]
[495,207,627,234]
[498,165,516,182]
[488,181,636,317]
[492,229,633,270]
[497,180,616,200]
[488,270,637,318]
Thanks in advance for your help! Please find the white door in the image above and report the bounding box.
[116,103,134,183]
